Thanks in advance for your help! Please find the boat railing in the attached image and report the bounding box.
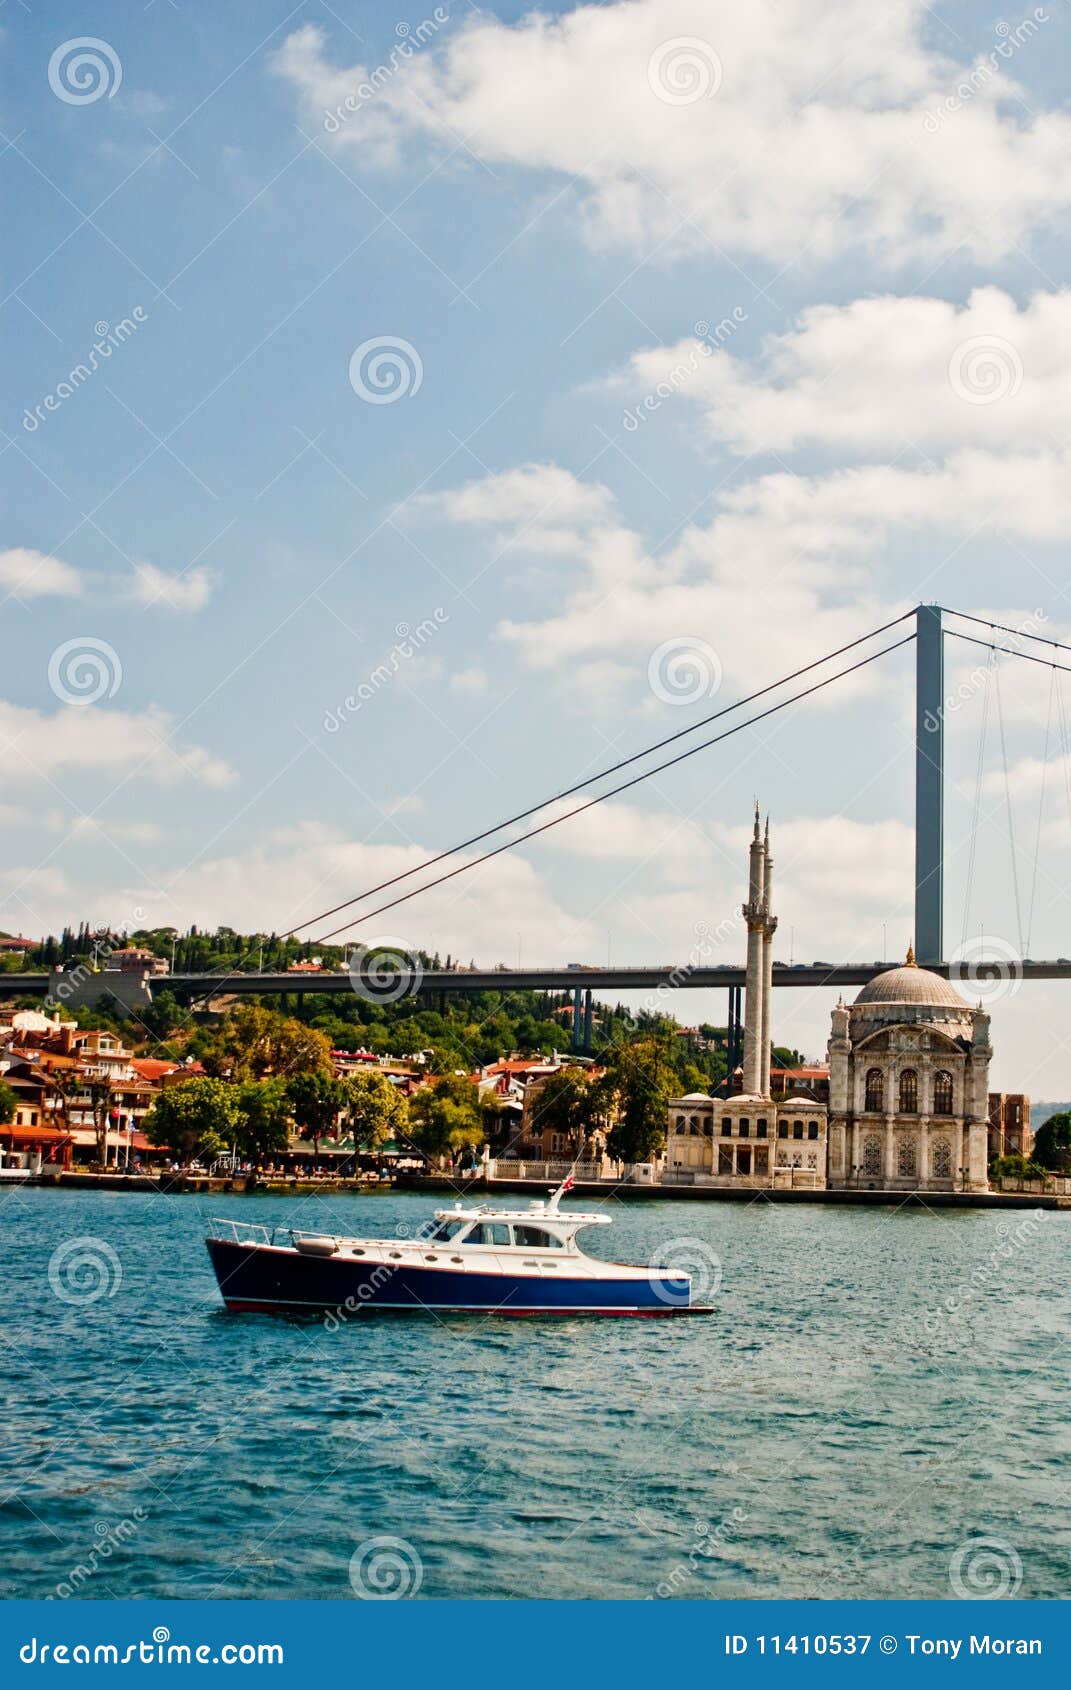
[208,1217,279,1246]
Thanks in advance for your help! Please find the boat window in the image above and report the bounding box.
[428,1220,468,1242]
[466,1222,512,1246]
[512,1225,564,1248]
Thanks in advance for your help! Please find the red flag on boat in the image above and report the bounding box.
[559,1173,574,1195]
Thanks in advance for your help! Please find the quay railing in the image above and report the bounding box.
[486,1159,610,1183]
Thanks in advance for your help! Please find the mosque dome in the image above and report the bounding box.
[853,950,970,1011]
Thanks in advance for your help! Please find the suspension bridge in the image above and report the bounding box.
[13,602,1071,1048]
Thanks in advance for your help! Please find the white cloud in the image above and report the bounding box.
[129,562,214,613]
[416,462,615,529]
[274,2,1071,265]
[0,547,82,599]
[449,667,489,697]
[628,289,1071,457]
[0,700,233,790]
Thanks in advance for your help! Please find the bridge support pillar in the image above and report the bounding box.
[571,985,583,1052]
[726,984,742,1087]
[915,604,944,964]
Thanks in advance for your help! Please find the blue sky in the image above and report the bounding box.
[5,0,1071,1089]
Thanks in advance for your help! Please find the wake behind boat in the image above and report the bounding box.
[205,1179,709,1317]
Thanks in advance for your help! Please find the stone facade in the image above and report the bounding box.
[826,954,991,1193]
[665,1091,827,1188]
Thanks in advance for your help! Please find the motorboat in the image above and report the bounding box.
[205,1179,708,1317]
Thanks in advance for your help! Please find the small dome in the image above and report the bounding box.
[854,964,970,1009]
[679,1091,711,1102]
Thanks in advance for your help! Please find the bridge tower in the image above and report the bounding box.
[915,604,944,964]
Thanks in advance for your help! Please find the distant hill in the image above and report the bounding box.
[1030,1101,1071,1130]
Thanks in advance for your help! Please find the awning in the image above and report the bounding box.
[0,1124,73,1145]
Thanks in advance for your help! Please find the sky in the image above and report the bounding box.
[5,0,1071,1092]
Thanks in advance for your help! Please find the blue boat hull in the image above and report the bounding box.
[206,1239,696,1317]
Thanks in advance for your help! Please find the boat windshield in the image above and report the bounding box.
[427,1219,469,1242]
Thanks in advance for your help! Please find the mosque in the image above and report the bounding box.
[666,808,996,1193]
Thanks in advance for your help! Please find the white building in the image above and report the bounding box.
[827,951,991,1192]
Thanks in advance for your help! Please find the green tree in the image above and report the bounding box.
[233,1078,293,1162]
[205,1004,333,1080]
[407,1074,487,1163]
[287,1070,344,1155]
[136,990,184,1042]
[528,1066,599,1153]
[1032,1112,1071,1171]
[144,1077,238,1164]
[597,1037,678,1164]
[342,1070,409,1149]
[990,1153,1047,1181]
[0,1079,17,1123]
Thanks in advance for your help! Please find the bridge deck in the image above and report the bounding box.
[6,961,1070,997]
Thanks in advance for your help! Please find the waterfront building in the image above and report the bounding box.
[771,1064,830,1103]
[826,952,991,1192]
[988,1092,1032,1161]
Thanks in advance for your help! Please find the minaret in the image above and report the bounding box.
[741,803,766,1095]
[760,815,777,1097]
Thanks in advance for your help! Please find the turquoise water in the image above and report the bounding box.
[1,1188,1067,1601]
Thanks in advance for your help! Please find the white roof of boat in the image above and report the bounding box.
[434,1201,611,1226]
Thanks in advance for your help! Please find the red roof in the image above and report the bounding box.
[131,1059,180,1081]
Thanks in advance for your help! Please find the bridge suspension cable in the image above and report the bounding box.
[944,629,1071,675]
[288,610,917,940]
[940,606,1071,655]
[308,631,916,945]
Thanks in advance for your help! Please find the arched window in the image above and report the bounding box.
[862,1135,882,1176]
[933,1071,953,1115]
[674,1117,686,1135]
[932,1137,952,1179]
[721,1117,732,1136]
[702,1120,713,1137]
[897,1136,918,1177]
[899,1069,918,1114]
[688,1116,699,1136]
[864,1068,884,1112]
